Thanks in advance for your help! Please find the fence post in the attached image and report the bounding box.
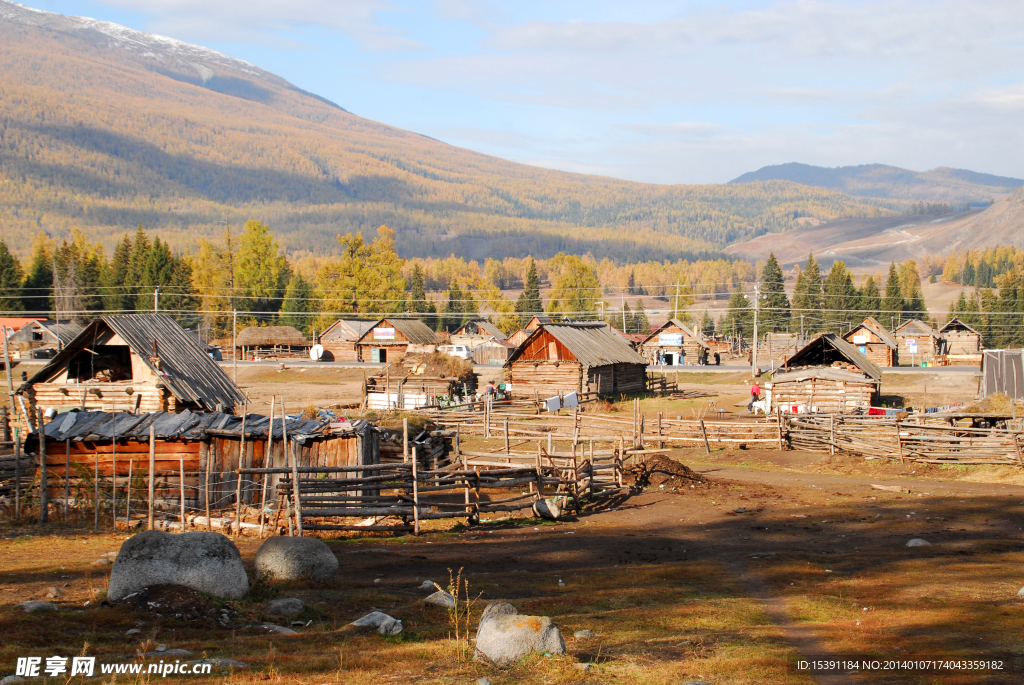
[699,419,711,455]
[64,439,70,524]
[204,442,212,532]
[290,440,303,537]
[504,420,510,454]
[14,426,21,521]
[37,409,47,524]
[235,408,246,536]
[776,407,784,451]
[148,426,156,530]
[411,446,420,535]
[179,453,186,531]
[403,417,409,463]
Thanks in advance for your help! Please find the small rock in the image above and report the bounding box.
[45,586,61,599]
[125,628,142,636]
[418,579,435,590]
[476,679,492,685]
[186,658,248,670]
[267,598,305,616]
[574,629,595,639]
[91,558,111,565]
[155,644,167,652]
[906,538,932,547]
[18,601,58,613]
[574,663,593,672]
[533,499,561,520]
[424,590,456,609]
[1,676,26,684]
[1017,587,1024,597]
[557,579,565,587]
[143,649,192,658]
[351,611,402,636]
[259,623,297,635]
[734,507,747,513]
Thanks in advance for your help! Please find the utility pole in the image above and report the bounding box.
[621,293,626,332]
[800,314,804,341]
[752,285,760,379]
[674,281,680,321]
[232,309,238,384]
[154,286,160,313]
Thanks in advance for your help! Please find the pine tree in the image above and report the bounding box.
[699,309,715,337]
[722,291,752,339]
[279,272,313,333]
[515,258,542,325]
[126,224,150,308]
[627,270,637,295]
[104,233,134,311]
[858,276,881,321]
[619,301,632,331]
[881,262,904,329]
[235,220,290,312]
[443,281,465,332]
[823,260,857,329]
[760,253,790,333]
[406,264,437,324]
[137,237,174,311]
[0,240,24,312]
[21,235,53,314]
[631,300,650,335]
[792,253,823,332]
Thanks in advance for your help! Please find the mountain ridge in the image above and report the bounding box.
[730,162,1023,204]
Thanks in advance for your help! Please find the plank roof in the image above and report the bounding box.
[639,319,710,349]
[357,317,439,345]
[454,319,507,340]
[235,325,307,347]
[939,316,982,336]
[844,317,897,349]
[506,322,648,369]
[783,332,882,381]
[893,319,938,338]
[18,315,245,411]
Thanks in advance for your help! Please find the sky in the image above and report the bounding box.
[19,0,1024,185]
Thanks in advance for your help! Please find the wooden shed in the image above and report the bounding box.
[842,317,898,367]
[504,322,648,398]
[235,326,308,359]
[525,315,553,330]
[638,319,710,366]
[8,320,84,359]
[355,317,439,363]
[29,410,379,524]
[17,315,245,426]
[893,319,940,366]
[318,319,375,362]
[452,319,507,349]
[769,333,882,413]
[939,318,983,360]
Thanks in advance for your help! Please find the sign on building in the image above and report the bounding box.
[373,327,396,340]
[658,333,683,346]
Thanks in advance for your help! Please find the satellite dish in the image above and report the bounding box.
[310,344,324,361]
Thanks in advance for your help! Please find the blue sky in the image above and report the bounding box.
[19,0,1024,184]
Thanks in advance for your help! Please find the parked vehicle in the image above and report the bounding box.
[438,344,471,360]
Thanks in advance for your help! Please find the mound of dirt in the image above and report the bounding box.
[118,584,227,623]
[959,393,1020,415]
[627,456,709,490]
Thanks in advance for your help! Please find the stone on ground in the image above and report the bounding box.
[351,611,402,636]
[1017,586,1024,597]
[107,530,248,601]
[574,629,595,639]
[267,598,305,616]
[0,676,26,684]
[187,658,248,670]
[260,623,297,635]
[143,649,192,658]
[418,579,435,590]
[423,590,455,608]
[255,537,338,582]
[18,601,57,613]
[906,538,932,547]
[474,600,565,667]
[532,499,561,520]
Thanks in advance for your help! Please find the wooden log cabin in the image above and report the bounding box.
[504,321,649,398]
[938,317,983,361]
[842,317,898,367]
[355,317,439,363]
[318,319,375,362]
[638,319,710,365]
[17,315,245,428]
[768,333,882,413]
[507,315,553,348]
[7,319,83,359]
[893,319,940,366]
[28,410,380,513]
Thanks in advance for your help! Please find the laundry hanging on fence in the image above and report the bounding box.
[563,392,579,410]
[544,396,561,412]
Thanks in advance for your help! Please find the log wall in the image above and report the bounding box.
[769,378,878,413]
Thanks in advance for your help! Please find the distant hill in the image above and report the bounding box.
[725,184,1024,269]
[0,1,900,262]
[730,163,1023,204]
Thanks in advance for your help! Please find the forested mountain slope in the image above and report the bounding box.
[0,1,898,262]
[731,163,1022,204]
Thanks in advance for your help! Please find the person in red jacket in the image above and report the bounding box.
[748,380,761,411]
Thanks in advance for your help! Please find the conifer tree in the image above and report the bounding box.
[823,260,857,328]
[21,235,53,314]
[104,233,134,311]
[792,253,823,332]
[631,300,650,335]
[0,240,24,312]
[858,276,881,321]
[760,253,790,333]
[279,272,313,333]
[515,258,542,325]
[882,262,904,329]
[699,309,715,337]
[722,291,752,338]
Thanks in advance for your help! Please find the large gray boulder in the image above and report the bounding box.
[474,601,565,667]
[255,536,338,582]
[107,531,248,601]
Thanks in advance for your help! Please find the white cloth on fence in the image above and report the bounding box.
[544,396,561,412]
[563,392,579,410]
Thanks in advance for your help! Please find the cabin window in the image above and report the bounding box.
[67,345,133,382]
[32,331,44,341]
